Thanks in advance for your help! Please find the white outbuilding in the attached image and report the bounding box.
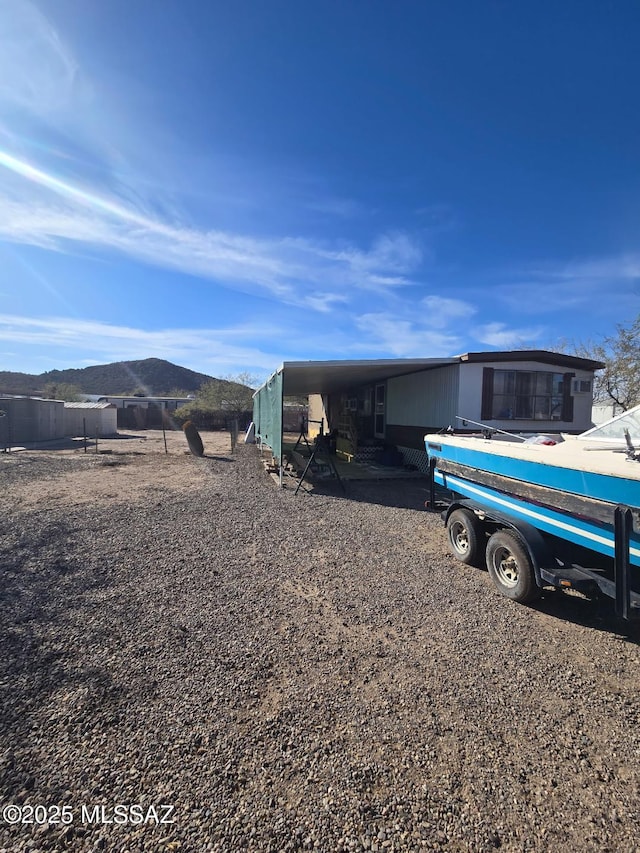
[63,402,117,438]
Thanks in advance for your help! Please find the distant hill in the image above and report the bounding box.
[0,371,42,396]
[0,358,228,396]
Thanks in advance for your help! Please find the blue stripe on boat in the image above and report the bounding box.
[430,444,640,507]
[435,470,640,567]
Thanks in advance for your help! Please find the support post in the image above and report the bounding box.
[614,505,635,620]
[279,381,284,489]
[428,457,437,509]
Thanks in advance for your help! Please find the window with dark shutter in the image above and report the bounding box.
[481,367,576,421]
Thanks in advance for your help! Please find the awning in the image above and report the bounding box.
[259,358,457,397]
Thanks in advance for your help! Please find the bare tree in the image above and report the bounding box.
[197,376,254,417]
[576,315,640,411]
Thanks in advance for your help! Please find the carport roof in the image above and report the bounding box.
[259,350,605,397]
[273,358,457,396]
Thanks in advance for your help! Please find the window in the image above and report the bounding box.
[482,368,574,421]
[572,379,592,394]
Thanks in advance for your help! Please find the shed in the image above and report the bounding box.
[63,402,118,438]
[0,396,65,446]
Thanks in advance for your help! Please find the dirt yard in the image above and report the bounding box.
[2,429,640,852]
[3,428,232,509]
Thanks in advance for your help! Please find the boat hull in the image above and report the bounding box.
[425,439,640,507]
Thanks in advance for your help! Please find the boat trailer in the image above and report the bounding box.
[428,459,640,620]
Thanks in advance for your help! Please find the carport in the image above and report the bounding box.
[252,358,454,485]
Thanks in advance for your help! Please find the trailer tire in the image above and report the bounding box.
[446,509,484,566]
[485,530,541,604]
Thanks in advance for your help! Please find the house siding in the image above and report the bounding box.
[385,365,460,448]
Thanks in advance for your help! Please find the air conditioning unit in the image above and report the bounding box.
[572,379,592,394]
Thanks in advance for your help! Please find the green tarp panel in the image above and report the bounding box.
[253,369,283,464]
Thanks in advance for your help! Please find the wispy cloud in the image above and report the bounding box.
[494,254,640,315]
[0,310,469,377]
[353,312,464,357]
[1,0,599,376]
[312,232,423,287]
[0,150,425,310]
[0,313,283,375]
[344,296,478,358]
[535,255,640,282]
[422,295,476,328]
[474,322,545,348]
[0,0,427,314]
[0,0,78,115]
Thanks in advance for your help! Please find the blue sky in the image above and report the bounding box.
[0,0,639,382]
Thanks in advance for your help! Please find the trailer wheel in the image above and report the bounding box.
[446,509,484,566]
[485,530,541,603]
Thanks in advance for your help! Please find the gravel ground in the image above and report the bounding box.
[1,431,640,852]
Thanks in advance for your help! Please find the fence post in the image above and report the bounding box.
[162,409,169,454]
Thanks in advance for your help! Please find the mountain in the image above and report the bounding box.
[0,358,226,396]
[0,371,42,396]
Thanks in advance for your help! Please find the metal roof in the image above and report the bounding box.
[64,402,116,409]
[258,351,605,397]
[273,358,458,396]
[458,350,605,370]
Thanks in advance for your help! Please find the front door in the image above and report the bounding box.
[374,383,385,438]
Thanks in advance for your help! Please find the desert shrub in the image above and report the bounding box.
[173,403,251,430]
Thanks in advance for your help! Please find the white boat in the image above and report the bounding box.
[424,405,640,616]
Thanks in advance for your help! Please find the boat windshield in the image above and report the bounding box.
[579,405,640,443]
